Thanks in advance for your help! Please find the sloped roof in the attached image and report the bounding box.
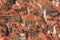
[26,14,35,21]
[38,0,52,6]
[12,4,19,10]
[0,10,19,17]
[10,33,18,38]
[15,21,22,27]
[53,6,60,13]
[0,19,5,23]
[22,14,35,21]
[19,11,25,16]
[22,15,28,21]
[36,16,43,20]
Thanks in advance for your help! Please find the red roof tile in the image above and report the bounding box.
[38,0,52,6]
[36,16,43,20]
[15,21,22,27]
[22,15,28,21]
[10,33,18,38]
[19,11,25,16]
[26,14,35,21]
[38,32,48,40]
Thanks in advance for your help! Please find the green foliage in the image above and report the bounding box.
[10,0,16,4]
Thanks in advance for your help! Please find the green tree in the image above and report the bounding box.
[10,0,16,4]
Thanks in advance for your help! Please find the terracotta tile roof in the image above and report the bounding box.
[26,14,35,21]
[36,16,43,20]
[19,11,25,16]
[46,15,52,19]
[4,37,9,40]
[53,6,60,13]
[17,0,21,2]
[0,9,19,17]
[38,0,52,6]
[34,5,40,10]
[38,21,45,25]
[52,34,59,40]
[10,33,18,38]
[12,4,19,10]
[21,3,26,8]
[15,21,22,27]
[0,0,59,40]
[1,0,7,4]
[46,6,60,13]
[38,32,48,40]
[1,26,6,32]
[31,23,37,28]
[0,37,4,40]
[22,14,35,21]
[0,19,5,23]
[22,15,28,21]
